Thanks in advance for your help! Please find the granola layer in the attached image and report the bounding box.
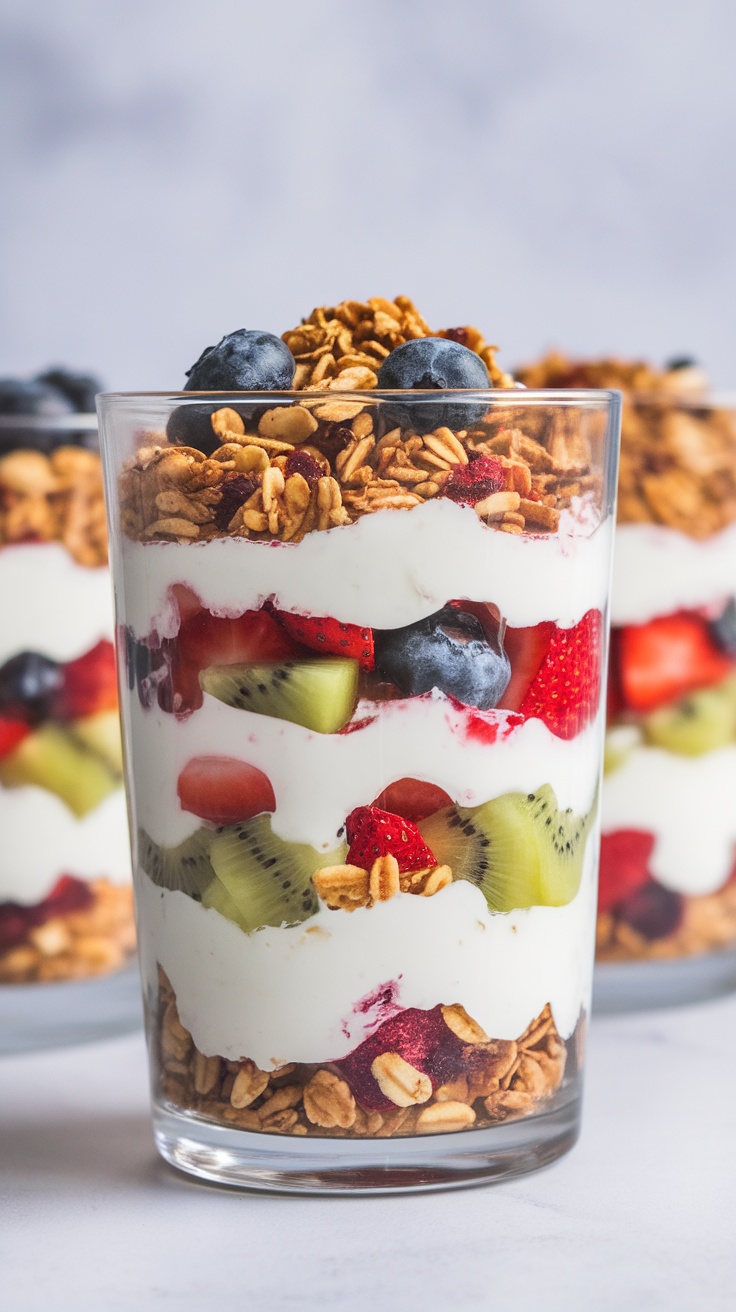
[0,446,108,565]
[0,879,135,984]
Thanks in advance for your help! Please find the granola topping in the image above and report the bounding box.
[0,446,108,566]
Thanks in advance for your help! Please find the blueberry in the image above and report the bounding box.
[374,606,510,710]
[166,404,222,456]
[0,651,63,723]
[37,368,102,414]
[0,378,73,418]
[376,338,491,434]
[710,599,736,655]
[616,880,683,941]
[665,357,698,372]
[183,329,295,392]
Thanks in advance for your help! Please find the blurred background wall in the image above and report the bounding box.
[1,0,734,389]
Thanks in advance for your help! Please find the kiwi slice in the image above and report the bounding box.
[643,675,736,756]
[207,813,345,933]
[138,827,215,897]
[419,784,596,911]
[199,659,359,734]
[70,710,124,778]
[603,724,642,776]
[0,723,118,817]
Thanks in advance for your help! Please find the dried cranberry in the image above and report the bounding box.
[214,474,258,532]
[313,422,353,465]
[616,879,684,941]
[0,903,34,951]
[442,327,469,346]
[444,454,506,505]
[284,450,323,487]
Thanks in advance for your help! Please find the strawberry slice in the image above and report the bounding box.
[275,611,374,671]
[54,640,118,720]
[498,621,555,712]
[170,605,300,712]
[598,829,654,913]
[0,717,31,758]
[346,806,436,873]
[619,613,733,713]
[517,610,602,740]
[177,756,276,826]
[371,778,453,821]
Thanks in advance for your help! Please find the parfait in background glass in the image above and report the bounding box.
[100,297,620,1192]
[517,353,736,1008]
[0,370,136,1051]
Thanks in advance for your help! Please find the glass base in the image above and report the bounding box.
[0,960,142,1054]
[593,945,736,1014]
[153,1095,580,1195]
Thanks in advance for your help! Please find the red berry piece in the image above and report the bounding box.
[518,609,602,740]
[54,640,118,720]
[498,621,556,712]
[619,612,733,713]
[45,874,95,917]
[444,455,505,505]
[345,806,436,873]
[0,716,31,758]
[284,450,324,487]
[170,605,300,713]
[598,829,654,914]
[616,879,684,941]
[337,1005,465,1111]
[214,474,258,532]
[371,778,453,822]
[177,756,276,827]
[275,611,374,671]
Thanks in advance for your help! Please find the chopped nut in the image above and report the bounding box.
[303,1071,356,1129]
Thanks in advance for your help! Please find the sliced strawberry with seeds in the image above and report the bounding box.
[517,609,602,740]
[498,621,556,713]
[618,613,733,713]
[276,611,374,671]
[177,756,276,827]
[345,806,436,873]
[0,717,31,758]
[598,829,654,913]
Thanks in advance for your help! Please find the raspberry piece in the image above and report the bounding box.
[444,455,505,505]
[275,611,374,671]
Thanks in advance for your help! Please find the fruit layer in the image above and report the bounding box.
[611,522,736,626]
[0,543,114,664]
[129,690,603,851]
[119,500,613,640]
[139,857,596,1067]
[0,787,131,904]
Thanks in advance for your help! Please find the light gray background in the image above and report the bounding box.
[1,0,735,389]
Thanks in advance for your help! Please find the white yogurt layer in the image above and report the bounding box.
[612,522,736,626]
[0,542,114,664]
[127,691,603,851]
[0,786,131,904]
[119,500,613,637]
[139,853,597,1067]
[602,744,736,896]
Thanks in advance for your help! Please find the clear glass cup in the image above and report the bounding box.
[596,392,736,1010]
[98,387,620,1193]
[0,414,138,1052]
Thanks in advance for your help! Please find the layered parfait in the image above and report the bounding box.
[106,298,616,1141]
[0,370,133,985]
[517,353,736,965]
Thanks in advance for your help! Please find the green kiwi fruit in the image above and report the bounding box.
[199,658,359,734]
[206,813,346,933]
[643,675,736,756]
[138,827,215,897]
[70,710,124,778]
[0,723,118,817]
[418,784,597,911]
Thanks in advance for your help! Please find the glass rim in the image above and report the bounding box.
[0,413,98,431]
[627,389,736,409]
[97,387,622,407]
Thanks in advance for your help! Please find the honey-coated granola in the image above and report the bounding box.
[516,351,736,539]
[156,970,571,1139]
[0,880,135,984]
[120,298,604,546]
[596,877,736,963]
[0,446,108,565]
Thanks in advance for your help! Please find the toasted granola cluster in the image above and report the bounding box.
[281,296,514,391]
[0,446,108,565]
[313,854,452,911]
[596,877,736,963]
[516,351,736,539]
[157,971,570,1139]
[0,880,135,984]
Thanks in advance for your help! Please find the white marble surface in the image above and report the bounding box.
[2,995,736,1310]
